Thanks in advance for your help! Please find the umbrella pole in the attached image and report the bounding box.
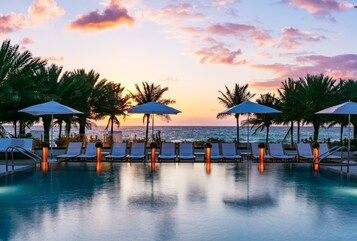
[247,114,250,162]
[348,114,350,173]
[51,113,54,159]
[152,114,155,143]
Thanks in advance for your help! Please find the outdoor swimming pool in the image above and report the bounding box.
[1,163,357,241]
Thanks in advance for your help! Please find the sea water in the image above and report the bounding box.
[4,125,353,143]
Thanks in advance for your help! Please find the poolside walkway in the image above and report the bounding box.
[323,164,357,178]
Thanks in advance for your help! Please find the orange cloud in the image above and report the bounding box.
[68,0,134,31]
[0,12,27,35]
[28,0,64,21]
[20,37,34,44]
[276,27,325,49]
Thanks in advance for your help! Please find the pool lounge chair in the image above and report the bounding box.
[221,143,242,162]
[158,143,177,161]
[106,143,127,161]
[76,142,97,161]
[319,143,341,161]
[127,142,146,162]
[268,143,295,162]
[56,142,83,162]
[177,143,196,162]
[296,143,314,160]
[206,143,223,161]
[250,142,273,161]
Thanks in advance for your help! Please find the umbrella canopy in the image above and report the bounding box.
[315,101,357,115]
[316,101,357,167]
[219,100,281,161]
[18,100,83,116]
[128,101,181,115]
[128,102,181,142]
[18,101,83,156]
[219,100,282,115]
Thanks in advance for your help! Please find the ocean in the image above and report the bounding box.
[4,125,353,144]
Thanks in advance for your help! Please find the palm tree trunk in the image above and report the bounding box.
[313,118,319,142]
[43,120,50,144]
[290,121,293,147]
[13,121,17,137]
[266,126,269,146]
[236,115,240,144]
[145,114,150,145]
[340,124,343,146]
[19,120,25,137]
[297,121,300,143]
[79,116,86,141]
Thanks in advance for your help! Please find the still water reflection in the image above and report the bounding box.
[1,163,357,241]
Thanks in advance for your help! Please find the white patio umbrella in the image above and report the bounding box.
[219,100,282,160]
[18,100,83,156]
[128,102,181,142]
[316,101,357,167]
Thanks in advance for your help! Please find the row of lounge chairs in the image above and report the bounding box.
[56,142,243,162]
[56,141,341,162]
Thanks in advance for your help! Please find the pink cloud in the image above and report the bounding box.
[68,0,134,31]
[0,13,27,35]
[194,41,246,66]
[207,23,272,46]
[276,27,325,49]
[159,3,205,18]
[28,0,64,20]
[283,0,353,20]
[41,56,64,62]
[20,37,34,44]
[213,0,238,6]
[250,54,357,89]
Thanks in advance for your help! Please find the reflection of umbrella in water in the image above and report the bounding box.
[223,193,276,211]
[128,168,177,212]
[128,102,181,142]
[316,101,357,169]
[219,101,281,160]
[128,192,178,211]
[18,101,83,156]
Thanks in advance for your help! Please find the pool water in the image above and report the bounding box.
[1,163,357,241]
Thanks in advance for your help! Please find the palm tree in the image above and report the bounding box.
[91,81,131,143]
[0,39,45,136]
[69,69,102,141]
[295,74,341,141]
[277,78,304,145]
[217,83,255,143]
[248,93,279,145]
[129,82,175,145]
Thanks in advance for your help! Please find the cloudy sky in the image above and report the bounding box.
[1,0,357,126]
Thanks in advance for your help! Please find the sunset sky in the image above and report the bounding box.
[1,0,357,126]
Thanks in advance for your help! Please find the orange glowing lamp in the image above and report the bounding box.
[205,143,212,163]
[312,142,319,172]
[42,142,48,163]
[150,142,157,172]
[258,143,265,164]
[259,162,265,173]
[95,141,103,163]
[206,162,211,174]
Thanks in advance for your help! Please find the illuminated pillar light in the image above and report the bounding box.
[206,162,211,174]
[150,142,157,172]
[205,143,212,163]
[258,142,265,173]
[313,142,319,172]
[42,142,48,163]
[96,141,102,173]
